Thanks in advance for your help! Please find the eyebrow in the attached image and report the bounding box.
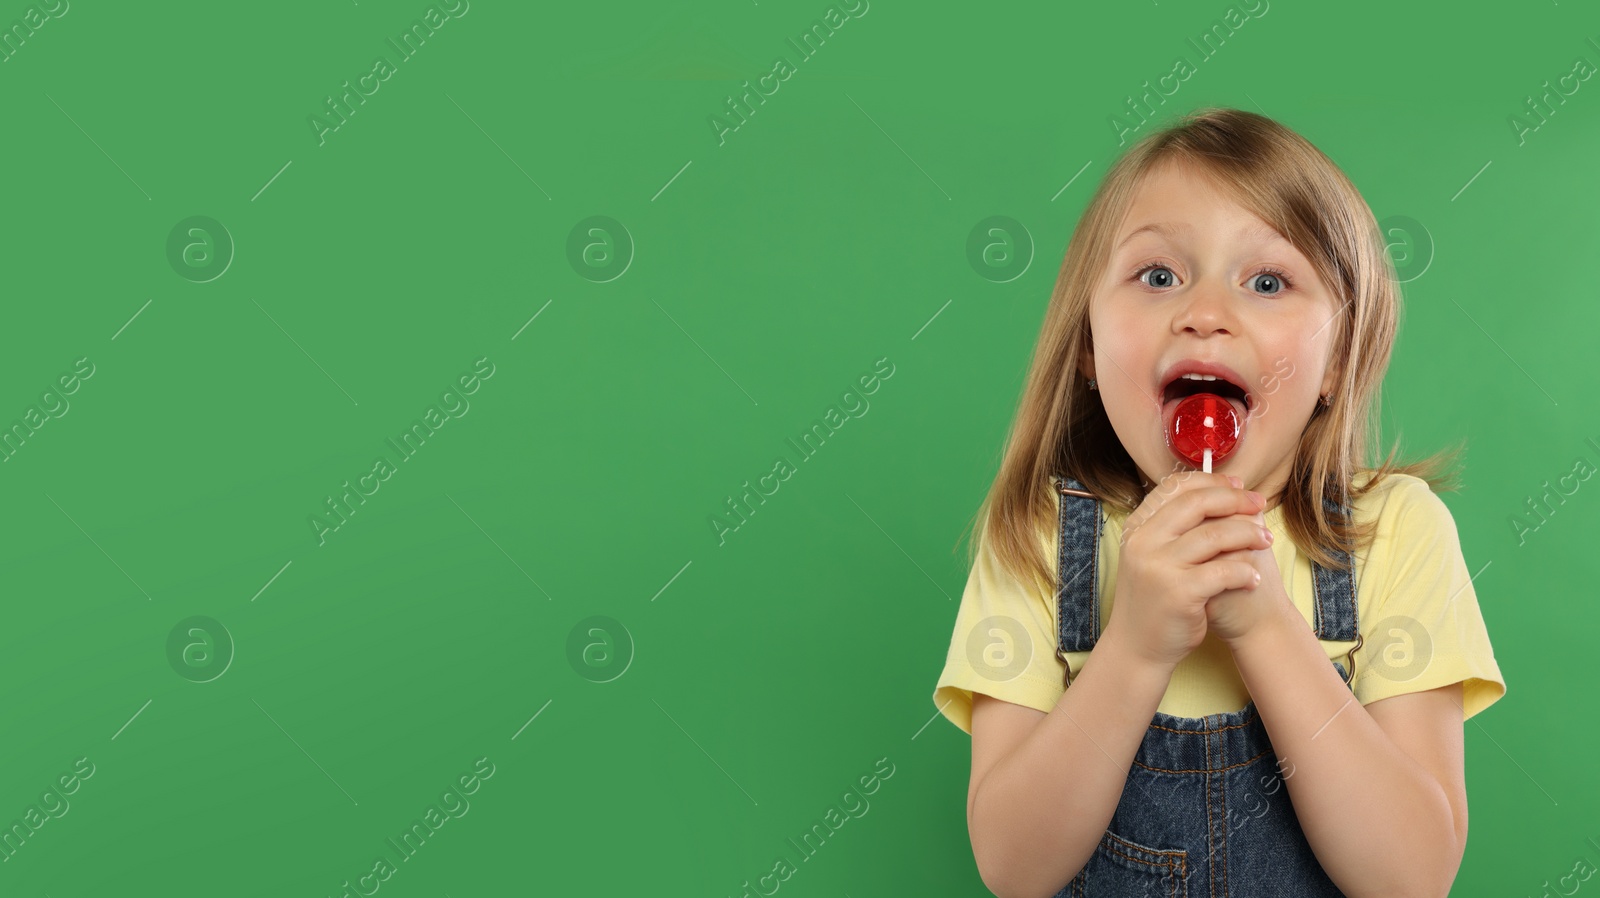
[1116,220,1286,251]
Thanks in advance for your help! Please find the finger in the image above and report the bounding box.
[1200,554,1262,595]
[1172,517,1272,565]
[1208,547,1262,571]
[1125,471,1224,542]
[1147,487,1266,542]
[1126,471,1236,535]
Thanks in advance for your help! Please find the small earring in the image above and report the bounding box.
[1087,378,1098,391]
[1318,393,1331,407]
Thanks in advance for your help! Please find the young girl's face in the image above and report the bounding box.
[1083,159,1341,502]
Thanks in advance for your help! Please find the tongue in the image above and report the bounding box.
[1165,392,1244,468]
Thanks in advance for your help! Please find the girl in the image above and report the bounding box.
[932,107,1505,897]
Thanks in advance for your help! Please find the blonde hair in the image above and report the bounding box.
[967,106,1462,597]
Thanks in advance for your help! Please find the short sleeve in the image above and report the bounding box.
[1353,477,1507,721]
[931,520,1065,736]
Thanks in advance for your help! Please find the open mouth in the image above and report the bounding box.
[1160,371,1253,424]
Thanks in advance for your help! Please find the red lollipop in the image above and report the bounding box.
[1167,392,1243,472]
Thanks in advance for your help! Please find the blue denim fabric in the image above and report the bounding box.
[1051,475,1356,897]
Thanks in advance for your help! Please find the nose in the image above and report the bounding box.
[1171,275,1237,337]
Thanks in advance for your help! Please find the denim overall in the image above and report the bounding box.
[1050,475,1364,897]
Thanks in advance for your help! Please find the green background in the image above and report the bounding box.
[1,0,1594,895]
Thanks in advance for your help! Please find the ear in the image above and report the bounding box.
[1076,333,1096,382]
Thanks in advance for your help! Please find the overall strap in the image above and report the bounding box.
[1051,476,1103,685]
[1310,491,1364,687]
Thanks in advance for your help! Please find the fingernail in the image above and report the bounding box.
[1228,475,1242,488]
[1249,491,1265,508]
[1261,527,1274,543]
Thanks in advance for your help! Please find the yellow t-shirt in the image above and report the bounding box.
[932,471,1506,735]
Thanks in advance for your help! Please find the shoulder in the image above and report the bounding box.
[932,491,1067,736]
[1352,470,1456,537]
[1349,469,1474,619]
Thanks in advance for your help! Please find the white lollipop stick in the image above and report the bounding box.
[1203,447,1212,474]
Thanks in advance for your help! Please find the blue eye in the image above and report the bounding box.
[1248,272,1286,292]
[1136,265,1177,288]
[1250,269,1294,295]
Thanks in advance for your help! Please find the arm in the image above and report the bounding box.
[968,623,1176,898]
[1226,595,1467,898]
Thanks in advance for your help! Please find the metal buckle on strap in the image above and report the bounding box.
[1340,633,1364,688]
[1055,647,1075,689]
[1054,477,1095,499]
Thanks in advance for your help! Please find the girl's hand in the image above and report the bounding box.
[1107,471,1271,669]
[1205,529,1286,645]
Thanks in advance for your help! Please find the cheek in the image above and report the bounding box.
[1249,356,1318,423]
[1091,307,1155,364]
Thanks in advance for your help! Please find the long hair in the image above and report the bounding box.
[967,106,1461,597]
